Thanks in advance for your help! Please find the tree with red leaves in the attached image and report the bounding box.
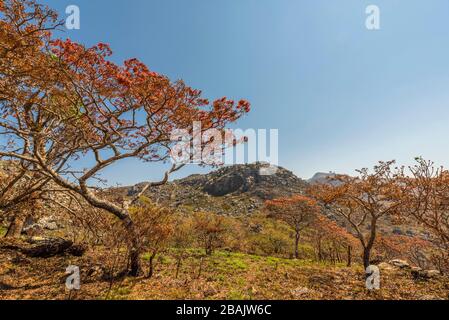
[265,195,320,259]
[402,158,449,273]
[0,0,62,237]
[311,214,358,266]
[374,234,433,269]
[309,161,406,269]
[0,0,250,275]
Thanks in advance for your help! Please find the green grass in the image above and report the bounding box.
[0,225,7,237]
[227,290,248,300]
[104,286,132,300]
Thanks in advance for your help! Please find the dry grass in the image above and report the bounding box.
[0,246,448,300]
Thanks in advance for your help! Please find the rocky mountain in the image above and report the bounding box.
[308,172,339,185]
[122,163,308,216]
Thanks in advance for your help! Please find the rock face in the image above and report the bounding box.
[178,163,307,199]
[122,163,308,216]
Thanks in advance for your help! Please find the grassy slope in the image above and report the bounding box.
[0,247,447,300]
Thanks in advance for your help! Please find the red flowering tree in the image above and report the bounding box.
[0,0,250,275]
[265,195,320,259]
[0,0,62,236]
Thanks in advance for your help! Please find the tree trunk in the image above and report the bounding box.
[205,239,213,256]
[363,216,378,269]
[128,247,140,277]
[363,247,371,269]
[329,247,335,264]
[336,248,341,263]
[294,231,300,259]
[23,238,74,258]
[0,237,82,258]
[124,219,141,277]
[347,245,352,267]
[175,257,182,279]
[5,216,25,238]
[147,253,156,278]
[316,237,323,261]
[36,165,144,276]
[197,256,204,279]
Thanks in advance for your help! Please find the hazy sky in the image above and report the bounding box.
[41,0,449,185]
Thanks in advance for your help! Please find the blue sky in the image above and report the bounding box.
[41,0,449,186]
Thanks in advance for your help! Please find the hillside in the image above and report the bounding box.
[115,164,424,238]
[120,163,308,216]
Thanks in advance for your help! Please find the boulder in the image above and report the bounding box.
[378,262,395,271]
[388,259,410,269]
[412,269,441,280]
[37,216,60,230]
[23,216,61,233]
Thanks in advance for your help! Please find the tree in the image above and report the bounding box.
[265,195,320,259]
[0,160,66,238]
[246,213,292,257]
[170,214,195,279]
[130,201,174,279]
[310,161,405,269]
[0,0,250,275]
[374,234,432,269]
[403,158,449,273]
[311,214,358,266]
[193,212,229,256]
[0,0,61,236]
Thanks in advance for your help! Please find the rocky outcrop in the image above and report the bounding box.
[179,163,307,199]
[308,172,342,186]
[121,163,308,216]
